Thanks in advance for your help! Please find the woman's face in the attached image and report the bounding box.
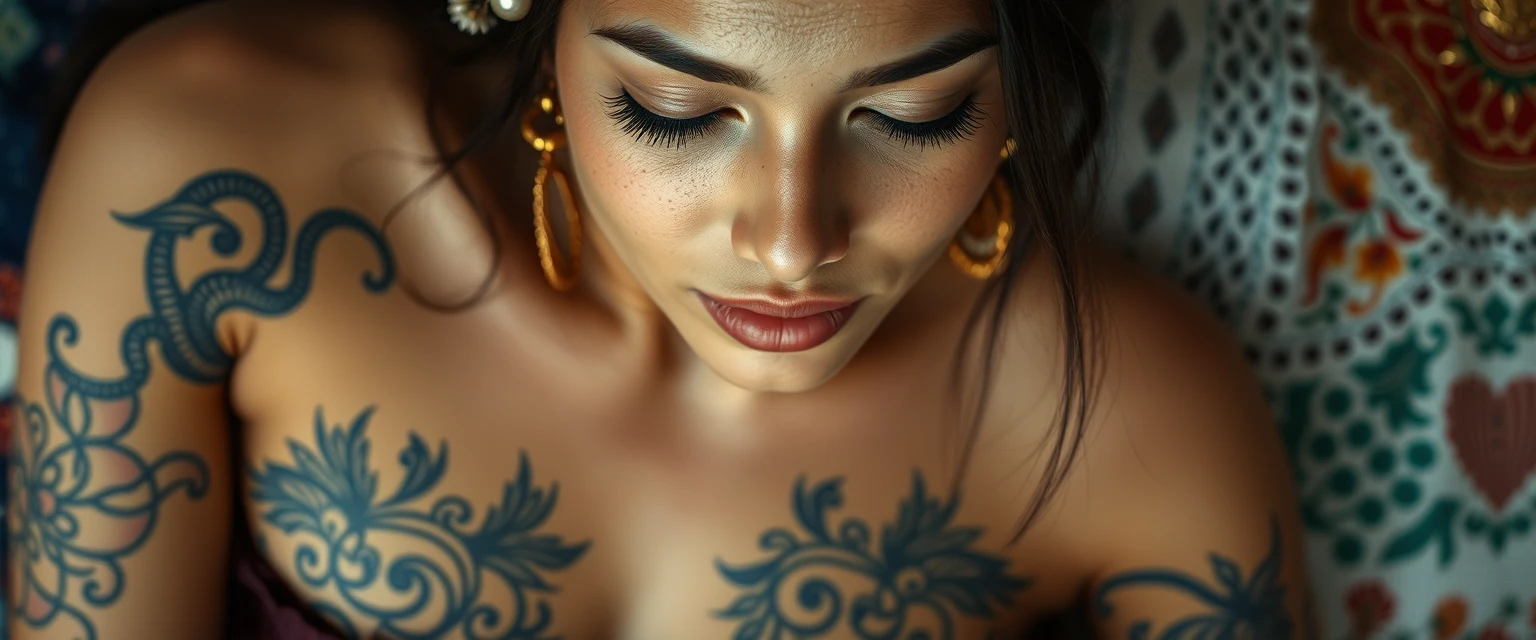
[553,0,1006,393]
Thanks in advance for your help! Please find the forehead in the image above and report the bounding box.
[581,0,991,72]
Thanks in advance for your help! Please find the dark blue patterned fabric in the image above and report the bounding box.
[1,0,96,265]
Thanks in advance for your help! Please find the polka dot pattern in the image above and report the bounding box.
[1099,0,1536,634]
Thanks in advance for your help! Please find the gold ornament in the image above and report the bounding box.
[948,173,1015,280]
[523,85,582,291]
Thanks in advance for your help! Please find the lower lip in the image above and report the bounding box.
[698,294,861,353]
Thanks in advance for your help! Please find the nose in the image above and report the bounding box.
[731,133,849,283]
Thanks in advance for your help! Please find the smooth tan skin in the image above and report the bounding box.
[13,0,1310,638]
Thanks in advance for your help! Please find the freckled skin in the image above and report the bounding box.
[558,0,1008,392]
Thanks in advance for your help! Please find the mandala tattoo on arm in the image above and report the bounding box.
[714,472,1031,640]
[248,407,590,640]
[1092,517,1294,639]
[8,170,395,639]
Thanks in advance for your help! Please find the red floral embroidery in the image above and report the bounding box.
[0,402,10,460]
[1321,123,1376,212]
[1345,580,1397,638]
[1301,123,1426,317]
[1433,595,1469,639]
[1477,625,1515,640]
[1346,240,1406,315]
[1304,221,1349,305]
[0,263,24,322]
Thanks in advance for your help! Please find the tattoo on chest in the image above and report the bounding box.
[248,407,590,639]
[9,170,395,638]
[1092,517,1293,639]
[714,473,1031,640]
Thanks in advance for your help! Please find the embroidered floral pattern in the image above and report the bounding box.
[1301,123,1427,323]
[1100,0,1536,635]
[1344,579,1396,637]
[1433,595,1470,639]
[1314,0,1536,210]
[1476,625,1516,640]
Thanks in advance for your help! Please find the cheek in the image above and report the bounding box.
[853,160,994,264]
[560,88,727,264]
[552,35,724,270]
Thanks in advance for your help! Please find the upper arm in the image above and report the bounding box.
[1079,267,1313,638]
[6,28,263,640]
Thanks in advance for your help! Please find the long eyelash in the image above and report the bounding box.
[603,89,723,149]
[869,98,985,149]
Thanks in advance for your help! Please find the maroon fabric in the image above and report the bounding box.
[228,554,344,639]
[225,511,346,640]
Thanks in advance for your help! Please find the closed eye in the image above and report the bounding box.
[603,88,725,149]
[865,97,985,149]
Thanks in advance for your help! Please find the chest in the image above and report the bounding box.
[235,414,1046,638]
[226,293,1078,638]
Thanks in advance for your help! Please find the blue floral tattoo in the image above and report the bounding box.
[715,473,1030,640]
[1093,518,1293,639]
[8,170,394,639]
[249,407,590,640]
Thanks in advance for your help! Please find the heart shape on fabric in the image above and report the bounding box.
[1445,376,1536,512]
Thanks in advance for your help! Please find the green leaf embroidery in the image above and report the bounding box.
[1447,298,1481,337]
[1446,294,1536,357]
[1350,326,1447,431]
[1483,295,1511,335]
[1489,524,1508,554]
[1516,299,1536,336]
[1379,498,1460,566]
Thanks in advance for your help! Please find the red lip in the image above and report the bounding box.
[697,292,862,352]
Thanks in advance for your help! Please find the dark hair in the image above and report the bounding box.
[44,0,1107,541]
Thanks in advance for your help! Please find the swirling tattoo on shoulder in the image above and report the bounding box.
[714,472,1031,639]
[8,170,395,639]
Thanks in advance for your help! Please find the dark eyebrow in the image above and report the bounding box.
[841,29,999,91]
[591,24,764,91]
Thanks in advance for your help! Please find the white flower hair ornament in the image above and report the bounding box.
[448,0,532,34]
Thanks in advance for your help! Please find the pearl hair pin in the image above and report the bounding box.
[448,0,531,34]
[489,0,532,21]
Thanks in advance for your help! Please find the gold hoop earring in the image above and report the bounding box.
[948,172,1014,280]
[523,85,582,291]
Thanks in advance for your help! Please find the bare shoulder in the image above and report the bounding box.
[1090,249,1267,425]
[38,0,441,249]
[32,0,437,353]
[997,248,1302,536]
[1082,251,1293,515]
[93,0,423,97]
[983,246,1272,447]
[986,248,1312,634]
[1086,256,1312,632]
[52,0,428,188]
[970,246,1312,632]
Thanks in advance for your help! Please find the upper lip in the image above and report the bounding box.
[700,293,861,318]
